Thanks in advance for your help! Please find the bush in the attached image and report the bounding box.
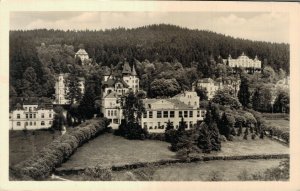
[147,133,165,141]
[12,118,109,180]
[81,165,112,181]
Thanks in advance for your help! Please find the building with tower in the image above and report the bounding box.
[224,52,262,73]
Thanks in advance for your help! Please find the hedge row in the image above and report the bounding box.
[12,118,109,180]
[264,125,289,144]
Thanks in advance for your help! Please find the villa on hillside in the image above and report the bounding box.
[75,48,92,65]
[192,78,222,100]
[101,61,140,129]
[9,100,55,130]
[223,52,262,73]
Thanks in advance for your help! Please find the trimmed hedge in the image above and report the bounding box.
[262,113,289,120]
[264,125,289,144]
[11,118,109,180]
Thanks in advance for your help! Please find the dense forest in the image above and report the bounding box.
[9,24,289,99]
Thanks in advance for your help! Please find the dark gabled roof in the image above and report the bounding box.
[122,61,132,75]
[104,91,119,99]
[131,64,137,76]
[102,78,129,88]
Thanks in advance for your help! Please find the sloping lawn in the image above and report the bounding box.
[59,133,176,169]
[59,133,288,170]
[9,130,61,166]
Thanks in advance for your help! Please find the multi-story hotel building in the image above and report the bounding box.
[141,91,206,133]
[54,73,85,105]
[9,102,55,130]
[75,48,91,65]
[224,52,262,73]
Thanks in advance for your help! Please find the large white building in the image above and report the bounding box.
[9,102,55,130]
[101,61,140,129]
[54,73,85,105]
[224,52,262,73]
[141,91,206,133]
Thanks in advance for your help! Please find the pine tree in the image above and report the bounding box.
[79,83,96,120]
[66,73,82,104]
[238,76,250,108]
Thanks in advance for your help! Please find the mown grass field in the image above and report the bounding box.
[58,133,288,170]
[9,130,61,166]
[112,159,284,181]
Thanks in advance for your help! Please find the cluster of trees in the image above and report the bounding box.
[114,91,148,140]
[10,24,289,98]
[237,67,289,113]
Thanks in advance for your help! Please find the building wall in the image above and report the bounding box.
[123,75,139,93]
[195,82,221,100]
[9,105,55,130]
[101,97,123,129]
[141,109,206,133]
[228,55,261,69]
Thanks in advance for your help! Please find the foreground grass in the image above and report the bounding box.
[61,159,284,181]
[9,130,61,166]
[59,133,176,169]
[58,133,288,171]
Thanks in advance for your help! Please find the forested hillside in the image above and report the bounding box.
[9,24,289,98]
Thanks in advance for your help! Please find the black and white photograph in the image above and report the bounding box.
[1,1,300,190]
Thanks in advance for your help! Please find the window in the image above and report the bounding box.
[25,122,28,126]
[149,111,153,118]
[113,119,119,124]
[26,114,28,119]
[194,101,197,106]
[114,110,117,116]
[197,110,200,117]
[163,111,168,118]
[30,122,32,126]
[189,111,193,118]
[201,110,206,117]
[49,121,52,125]
[143,111,147,118]
[143,122,147,128]
[17,122,21,126]
[49,114,52,118]
[189,121,193,128]
[41,113,44,118]
[30,114,32,118]
[24,107,27,110]
[157,111,162,118]
[17,114,20,119]
[33,114,36,118]
[34,122,36,126]
[170,111,175,118]
[158,122,161,127]
[41,121,45,126]
[188,101,191,105]
[179,111,183,117]
[108,110,110,116]
[184,111,188,118]
[29,107,32,112]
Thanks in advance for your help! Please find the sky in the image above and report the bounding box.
[10,12,289,43]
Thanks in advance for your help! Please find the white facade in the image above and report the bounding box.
[75,49,89,63]
[101,92,123,129]
[9,104,55,130]
[226,52,261,70]
[54,74,85,105]
[141,91,206,133]
[192,78,222,100]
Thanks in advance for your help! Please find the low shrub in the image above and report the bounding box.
[264,125,289,143]
[12,118,109,180]
[81,165,112,181]
[147,133,165,141]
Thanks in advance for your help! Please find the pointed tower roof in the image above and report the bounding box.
[122,60,132,75]
[131,64,137,76]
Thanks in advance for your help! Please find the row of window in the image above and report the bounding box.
[143,121,195,130]
[107,109,118,117]
[16,113,52,119]
[16,121,52,126]
[143,110,205,119]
